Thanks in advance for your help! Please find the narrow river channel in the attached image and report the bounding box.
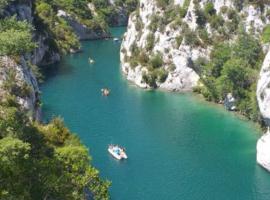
[41,27,270,200]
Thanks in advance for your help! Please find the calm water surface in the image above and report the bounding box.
[41,27,270,200]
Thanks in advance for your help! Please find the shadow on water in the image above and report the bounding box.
[41,59,75,82]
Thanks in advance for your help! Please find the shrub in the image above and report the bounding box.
[155,0,169,9]
[204,2,216,16]
[156,68,168,83]
[148,14,160,32]
[130,57,139,68]
[220,6,228,14]
[168,63,176,71]
[179,0,191,18]
[150,53,163,68]
[142,71,157,88]
[146,33,155,51]
[195,7,207,27]
[210,14,225,30]
[175,35,183,48]
[138,51,149,65]
[129,42,139,57]
[135,17,143,31]
[184,31,200,46]
[0,17,35,56]
[262,25,270,43]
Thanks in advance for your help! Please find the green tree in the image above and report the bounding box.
[0,17,35,55]
[0,137,31,199]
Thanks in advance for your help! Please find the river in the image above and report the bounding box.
[41,27,270,200]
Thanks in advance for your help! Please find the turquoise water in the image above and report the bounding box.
[41,27,270,200]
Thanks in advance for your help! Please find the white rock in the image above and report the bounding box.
[0,56,41,120]
[257,128,270,172]
[257,48,270,124]
[57,10,68,17]
[121,0,270,92]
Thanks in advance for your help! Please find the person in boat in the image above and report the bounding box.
[89,57,94,64]
[101,88,110,96]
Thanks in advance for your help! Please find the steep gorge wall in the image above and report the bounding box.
[1,0,131,119]
[121,0,269,91]
[121,0,270,171]
[4,1,61,66]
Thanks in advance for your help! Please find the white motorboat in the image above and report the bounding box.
[113,37,119,42]
[108,145,128,160]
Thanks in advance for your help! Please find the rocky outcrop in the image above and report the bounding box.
[257,48,270,172]
[224,93,236,111]
[121,0,270,91]
[257,48,270,125]
[31,33,61,66]
[0,56,41,120]
[57,10,110,40]
[1,1,56,117]
[1,0,131,118]
[257,128,270,172]
[4,1,60,66]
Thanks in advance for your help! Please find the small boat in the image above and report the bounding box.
[101,88,110,96]
[89,58,95,64]
[113,37,119,42]
[108,145,128,160]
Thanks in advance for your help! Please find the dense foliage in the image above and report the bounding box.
[0,17,35,55]
[194,30,263,122]
[32,0,138,54]
[0,97,110,199]
[35,0,81,54]
[0,1,127,199]
[262,25,270,43]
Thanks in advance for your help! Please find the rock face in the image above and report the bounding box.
[257,129,270,172]
[57,10,110,40]
[224,93,236,111]
[2,1,55,117]
[257,48,270,125]
[257,48,270,172]
[2,0,130,117]
[121,0,201,91]
[0,56,41,120]
[122,0,270,172]
[4,1,60,66]
[121,0,269,91]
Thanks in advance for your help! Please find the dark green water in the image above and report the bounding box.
[41,27,270,200]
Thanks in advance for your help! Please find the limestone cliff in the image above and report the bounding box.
[0,0,130,118]
[121,0,269,91]
[257,128,270,172]
[0,56,41,120]
[257,48,270,171]
[257,48,270,125]
[4,1,60,65]
[122,0,270,172]
[57,9,110,40]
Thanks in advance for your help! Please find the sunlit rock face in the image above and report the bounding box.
[257,49,270,125]
[257,128,270,172]
[121,0,270,91]
[0,56,41,120]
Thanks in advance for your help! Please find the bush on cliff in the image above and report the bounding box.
[0,17,35,56]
